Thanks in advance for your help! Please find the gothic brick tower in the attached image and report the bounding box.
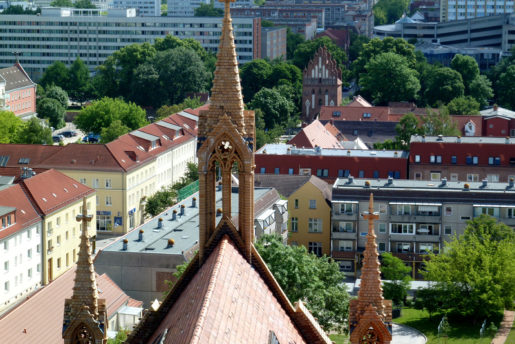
[197,0,255,263]
[302,46,342,122]
[349,194,392,344]
[62,198,107,344]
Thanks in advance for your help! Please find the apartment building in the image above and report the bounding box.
[0,184,42,315]
[0,62,37,119]
[441,0,514,21]
[112,0,161,16]
[0,8,261,80]
[261,27,287,60]
[409,135,515,183]
[167,0,253,16]
[331,176,515,277]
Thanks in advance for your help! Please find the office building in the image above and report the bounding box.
[112,0,161,16]
[441,0,514,21]
[261,26,287,60]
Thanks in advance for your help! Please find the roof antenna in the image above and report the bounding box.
[13,51,20,63]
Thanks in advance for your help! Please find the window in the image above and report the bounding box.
[419,243,434,254]
[48,240,53,252]
[378,223,386,233]
[445,206,452,216]
[430,172,441,181]
[57,235,61,246]
[487,174,499,182]
[430,155,435,163]
[288,168,294,175]
[105,196,112,206]
[444,225,452,235]
[467,174,479,182]
[378,242,386,252]
[294,199,299,209]
[339,240,353,252]
[37,244,40,253]
[390,223,415,234]
[57,258,61,269]
[4,261,8,272]
[274,167,280,174]
[358,170,365,178]
[27,249,32,259]
[414,155,420,163]
[309,200,316,209]
[28,268,32,279]
[92,178,99,188]
[476,207,499,217]
[308,242,323,257]
[79,178,86,185]
[451,156,457,164]
[105,179,112,188]
[473,156,478,164]
[260,167,266,174]
[316,169,328,177]
[4,281,9,292]
[337,222,353,232]
[414,172,422,180]
[396,205,411,215]
[308,218,322,232]
[397,242,411,253]
[66,253,69,267]
[291,217,298,232]
[373,170,379,178]
[340,203,353,214]
[56,217,61,227]
[338,169,350,177]
[507,208,515,218]
[436,156,442,163]
[450,173,458,181]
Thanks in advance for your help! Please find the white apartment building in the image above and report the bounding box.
[0,7,260,80]
[0,185,43,315]
[441,0,515,21]
[167,0,253,17]
[112,0,161,16]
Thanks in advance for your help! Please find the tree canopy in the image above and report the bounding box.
[74,97,148,134]
[37,98,65,129]
[0,110,24,144]
[255,235,349,332]
[16,118,53,144]
[424,67,464,106]
[292,36,348,72]
[420,107,461,136]
[193,3,223,16]
[1,5,40,14]
[249,87,295,129]
[39,61,70,89]
[44,85,69,109]
[381,252,412,306]
[422,215,515,320]
[496,65,515,110]
[446,96,480,115]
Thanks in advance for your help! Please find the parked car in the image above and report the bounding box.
[60,130,78,138]
[52,135,65,143]
[82,133,100,143]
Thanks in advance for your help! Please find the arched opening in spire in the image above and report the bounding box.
[71,323,95,344]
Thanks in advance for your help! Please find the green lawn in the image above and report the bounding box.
[505,321,515,344]
[395,308,498,344]
[329,333,347,344]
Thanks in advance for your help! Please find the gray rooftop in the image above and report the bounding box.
[102,187,275,255]
[0,206,16,217]
[256,144,408,158]
[480,106,515,119]
[130,130,159,142]
[410,135,515,144]
[0,65,34,91]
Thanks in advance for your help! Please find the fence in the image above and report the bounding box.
[177,180,199,201]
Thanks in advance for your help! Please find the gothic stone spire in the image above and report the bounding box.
[63,198,108,344]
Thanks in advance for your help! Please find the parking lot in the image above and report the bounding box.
[53,122,85,145]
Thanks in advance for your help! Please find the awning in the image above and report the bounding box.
[389,202,442,206]
[417,205,439,212]
[332,200,359,204]
[473,204,515,208]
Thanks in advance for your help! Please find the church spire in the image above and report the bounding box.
[63,198,108,344]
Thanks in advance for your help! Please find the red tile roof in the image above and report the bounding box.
[0,184,40,240]
[0,144,63,168]
[20,169,94,215]
[346,95,372,107]
[288,120,343,149]
[324,121,346,141]
[0,267,136,344]
[0,167,49,183]
[320,106,391,122]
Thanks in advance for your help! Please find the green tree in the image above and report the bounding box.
[156,97,204,120]
[469,75,493,109]
[100,120,130,143]
[450,54,479,93]
[44,85,69,109]
[240,59,273,103]
[74,97,148,134]
[359,52,420,105]
[74,0,96,8]
[50,0,72,6]
[255,235,350,332]
[373,0,409,25]
[107,330,129,344]
[394,113,422,149]
[15,118,53,144]
[262,19,274,27]
[68,57,92,103]
[37,98,65,129]
[0,110,24,143]
[414,286,446,319]
[420,106,460,136]
[286,28,305,60]
[2,5,40,14]
[424,67,464,106]
[39,61,69,89]
[349,32,370,61]
[292,36,348,72]
[423,215,515,320]
[193,3,223,16]
[381,252,412,306]
[145,187,177,217]
[496,65,515,110]
[446,96,480,115]
[249,87,295,129]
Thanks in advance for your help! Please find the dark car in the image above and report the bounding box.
[52,135,64,143]
[61,130,78,138]
[82,133,100,143]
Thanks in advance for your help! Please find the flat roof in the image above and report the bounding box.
[410,135,515,144]
[103,187,274,255]
[256,144,408,158]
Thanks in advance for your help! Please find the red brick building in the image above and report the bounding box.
[302,46,342,122]
[255,144,408,183]
[0,62,37,119]
[409,135,515,183]
[480,106,515,137]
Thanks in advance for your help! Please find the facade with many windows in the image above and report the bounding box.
[331,176,515,277]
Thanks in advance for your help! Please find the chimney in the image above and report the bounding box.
[166,238,175,248]
[157,218,163,229]
[387,176,393,185]
[437,135,443,141]
[509,178,514,188]
[180,204,185,216]
[457,136,461,143]
[138,229,144,241]
[172,209,177,221]
[122,239,128,251]
[217,208,223,217]
[482,179,488,188]
[464,183,470,190]
[506,136,510,144]
[348,175,354,184]
[192,197,197,208]
[493,104,498,111]
[441,177,447,186]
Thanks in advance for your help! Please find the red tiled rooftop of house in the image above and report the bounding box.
[320,106,391,122]
[0,267,136,344]
[20,169,94,215]
[0,184,40,241]
[0,144,63,168]
[288,120,343,149]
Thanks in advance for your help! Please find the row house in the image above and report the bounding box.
[409,135,515,183]
[0,63,37,119]
[331,177,515,277]
[0,107,200,233]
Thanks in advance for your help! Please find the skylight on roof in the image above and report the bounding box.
[42,197,47,202]
[64,187,68,193]
[52,193,57,197]
[137,146,145,151]
[21,209,26,214]
[18,158,30,164]
[0,155,9,167]
[73,184,78,188]
[162,135,170,140]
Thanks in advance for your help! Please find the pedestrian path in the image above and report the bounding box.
[392,323,427,344]
[491,310,514,344]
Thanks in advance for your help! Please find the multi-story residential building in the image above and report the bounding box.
[0,109,198,233]
[261,26,287,60]
[409,135,515,183]
[481,105,515,136]
[374,13,515,53]
[255,144,409,183]
[19,169,96,284]
[112,0,161,16]
[441,0,514,21]
[232,6,325,30]
[331,176,515,276]
[302,46,342,121]
[0,62,37,119]
[0,8,262,80]
[167,0,253,16]
[0,184,42,315]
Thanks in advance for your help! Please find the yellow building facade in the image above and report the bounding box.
[288,178,332,256]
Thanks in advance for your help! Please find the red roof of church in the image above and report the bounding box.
[288,120,343,149]
[0,267,138,344]
[0,184,40,241]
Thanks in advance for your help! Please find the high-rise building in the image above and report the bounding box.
[112,0,161,16]
[441,0,514,21]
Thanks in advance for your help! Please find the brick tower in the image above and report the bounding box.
[197,0,255,263]
[302,46,342,122]
[62,198,107,344]
[349,193,392,344]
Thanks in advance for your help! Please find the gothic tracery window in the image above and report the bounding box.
[72,324,94,344]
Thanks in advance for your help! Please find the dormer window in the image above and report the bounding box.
[333,111,341,117]
[151,140,157,149]
[363,113,372,118]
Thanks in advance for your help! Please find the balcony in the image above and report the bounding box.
[390,234,440,242]
[332,231,357,240]
[332,211,358,221]
[389,214,441,223]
